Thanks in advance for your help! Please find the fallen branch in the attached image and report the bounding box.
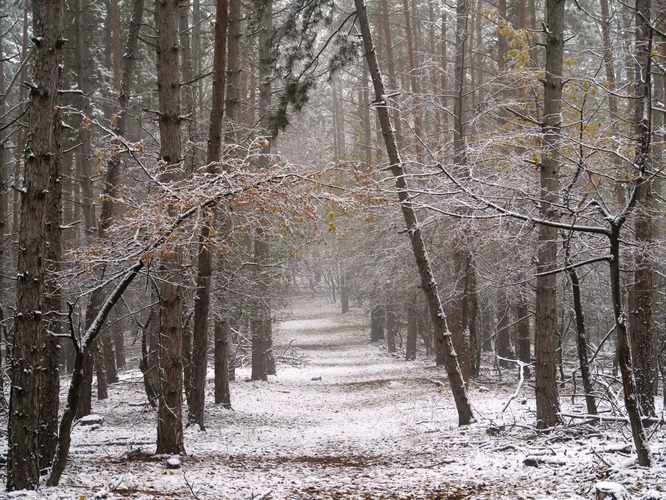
[558,412,665,425]
[496,357,532,413]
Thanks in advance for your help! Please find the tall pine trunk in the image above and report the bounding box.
[535,0,564,429]
[154,0,185,455]
[8,0,64,490]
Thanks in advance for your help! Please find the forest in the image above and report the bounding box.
[0,0,665,496]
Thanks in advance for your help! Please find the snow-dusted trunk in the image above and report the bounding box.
[629,0,656,418]
[251,0,276,381]
[354,0,474,426]
[535,0,563,429]
[8,0,64,490]
[609,228,652,466]
[190,0,229,429]
[155,0,185,455]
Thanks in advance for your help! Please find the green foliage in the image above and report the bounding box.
[265,0,360,137]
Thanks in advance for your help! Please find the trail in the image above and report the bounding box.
[5,292,665,499]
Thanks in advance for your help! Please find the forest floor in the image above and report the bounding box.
[2,291,666,499]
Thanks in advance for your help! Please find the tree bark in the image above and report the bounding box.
[453,0,468,165]
[7,0,64,490]
[225,0,241,140]
[567,258,597,415]
[515,279,531,378]
[154,0,185,455]
[251,0,276,380]
[535,0,564,429]
[354,0,474,426]
[214,320,232,407]
[370,305,385,341]
[495,288,513,368]
[406,295,418,360]
[189,0,228,431]
[629,0,656,418]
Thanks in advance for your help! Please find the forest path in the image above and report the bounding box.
[20,291,653,499]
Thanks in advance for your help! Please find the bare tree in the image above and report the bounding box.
[354,0,474,426]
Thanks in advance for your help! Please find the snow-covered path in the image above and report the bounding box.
[4,293,665,499]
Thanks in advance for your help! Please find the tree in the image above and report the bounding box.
[8,0,65,490]
[189,0,229,429]
[534,0,564,429]
[354,0,474,426]
[629,0,656,418]
[154,0,185,455]
[251,0,276,382]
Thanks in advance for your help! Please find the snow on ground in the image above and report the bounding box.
[2,292,666,499]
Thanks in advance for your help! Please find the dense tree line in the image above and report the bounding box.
[0,0,664,490]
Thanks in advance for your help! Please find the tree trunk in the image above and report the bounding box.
[629,0,656,418]
[534,0,564,429]
[515,279,531,378]
[7,0,64,490]
[453,0,468,165]
[215,320,232,408]
[355,0,474,426]
[609,228,651,466]
[40,70,64,473]
[370,305,385,342]
[251,0,276,381]
[189,0,229,431]
[225,0,241,140]
[568,261,597,415]
[154,0,185,455]
[385,306,398,353]
[406,295,418,361]
[378,0,402,145]
[401,0,424,161]
[495,289,513,368]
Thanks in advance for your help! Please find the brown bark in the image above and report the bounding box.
[361,61,372,166]
[189,0,228,431]
[40,72,64,472]
[225,0,241,140]
[155,0,185,455]
[629,0,656,418]
[535,0,564,429]
[179,0,197,174]
[251,0,276,380]
[355,0,474,426]
[8,0,64,490]
[214,320,232,407]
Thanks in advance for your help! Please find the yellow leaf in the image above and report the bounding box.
[327,222,336,233]
[327,211,335,222]
[365,216,372,224]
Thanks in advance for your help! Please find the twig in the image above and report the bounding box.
[183,472,203,500]
[496,357,531,413]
